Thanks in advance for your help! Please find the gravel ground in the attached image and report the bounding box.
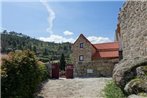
[36,78,112,98]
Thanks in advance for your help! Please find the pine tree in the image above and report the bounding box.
[60,53,66,71]
[33,46,37,53]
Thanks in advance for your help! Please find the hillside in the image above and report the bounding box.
[1,30,72,63]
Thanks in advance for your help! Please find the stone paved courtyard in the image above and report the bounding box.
[36,78,111,98]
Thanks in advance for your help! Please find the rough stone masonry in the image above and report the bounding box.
[113,0,147,96]
[72,34,119,77]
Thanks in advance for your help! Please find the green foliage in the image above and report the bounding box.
[60,53,66,71]
[1,30,72,63]
[1,50,49,98]
[103,81,126,98]
[43,48,49,55]
[33,46,37,53]
[37,61,49,81]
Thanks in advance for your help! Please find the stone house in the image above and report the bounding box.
[72,34,119,77]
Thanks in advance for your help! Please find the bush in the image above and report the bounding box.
[103,81,126,98]
[37,61,49,81]
[1,50,49,98]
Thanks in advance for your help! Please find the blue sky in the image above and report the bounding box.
[1,0,124,43]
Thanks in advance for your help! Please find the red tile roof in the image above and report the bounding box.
[92,51,119,59]
[94,42,119,50]
[92,42,119,59]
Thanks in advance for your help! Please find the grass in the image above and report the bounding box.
[103,81,126,98]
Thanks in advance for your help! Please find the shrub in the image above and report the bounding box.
[1,50,49,98]
[37,61,49,81]
[103,81,126,98]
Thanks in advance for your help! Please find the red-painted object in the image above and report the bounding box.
[52,64,59,79]
[65,64,74,79]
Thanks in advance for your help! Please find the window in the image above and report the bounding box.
[80,43,84,48]
[79,55,84,61]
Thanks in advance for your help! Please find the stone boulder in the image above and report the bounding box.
[136,66,147,80]
[124,78,147,94]
[128,94,147,98]
[113,57,147,94]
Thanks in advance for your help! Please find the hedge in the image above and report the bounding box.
[1,50,49,98]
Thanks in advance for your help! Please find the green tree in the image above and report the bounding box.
[43,48,48,55]
[60,53,66,71]
[33,46,37,53]
[1,30,72,63]
[3,30,7,34]
[28,44,32,51]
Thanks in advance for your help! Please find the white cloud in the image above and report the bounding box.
[87,36,111,44]
[40,0,55,34]
[63,30,74,36]
[39,34,111,44]
[39,34,75,43]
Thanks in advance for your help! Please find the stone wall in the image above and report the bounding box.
[118,1,147,59]
[74,58,118,77]
[113,1,147,96]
